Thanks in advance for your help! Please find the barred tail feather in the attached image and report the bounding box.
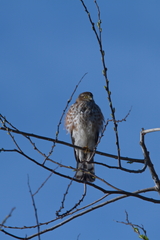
[75,161,95,182]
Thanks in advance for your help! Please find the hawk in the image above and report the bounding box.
[65,92,104,182]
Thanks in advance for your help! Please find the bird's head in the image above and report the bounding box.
[77,92,93,102]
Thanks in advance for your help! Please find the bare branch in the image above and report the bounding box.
[0,126,144,163]
[2,194,109,231]
[4,187,157,240]
[142,128,160,135]
[0,230,24,239]
[1,147,158,203]
[140,128,160,192]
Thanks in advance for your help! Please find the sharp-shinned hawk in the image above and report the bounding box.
[65,92,104,182]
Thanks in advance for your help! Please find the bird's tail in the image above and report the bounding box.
[75,160,95,182]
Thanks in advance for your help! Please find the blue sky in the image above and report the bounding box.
[1,1,160,239]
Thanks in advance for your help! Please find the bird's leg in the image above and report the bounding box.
[83,146,90,154]
[82,146,90,161]
[82,146,94,163]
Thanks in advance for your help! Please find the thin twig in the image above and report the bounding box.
[42,73,87,165]
[79,0,121,167]
[77,233,81,240]
[94,160,147,173]
[56,179,75,216]
[116,211,149,240]
[27,175,41,240]
[33,172,53,196]
[0,207,16,230]
[56,183,87,217]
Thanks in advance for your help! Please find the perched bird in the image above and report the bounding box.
[65,92,104,182]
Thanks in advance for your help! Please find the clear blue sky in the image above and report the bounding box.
[1,1,160,239]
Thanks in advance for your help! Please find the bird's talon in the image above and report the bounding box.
[83,146,90,153]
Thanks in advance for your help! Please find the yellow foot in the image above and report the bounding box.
[83,146,90,153]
